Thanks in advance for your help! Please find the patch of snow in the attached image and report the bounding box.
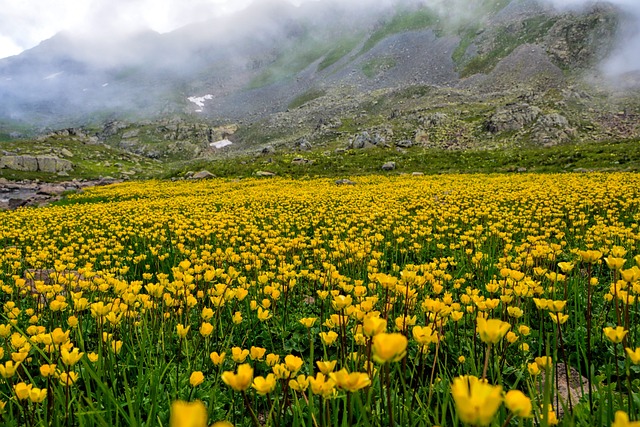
[210,139,233,149]
[43,71,63,80]
[102,83,109,87]
[188,94,213,110]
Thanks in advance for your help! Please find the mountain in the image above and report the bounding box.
[0,0,639,181]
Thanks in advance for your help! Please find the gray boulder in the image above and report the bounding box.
[382,161,396,171]
[486,104,541,133]
[37,156,73,173]
[255,171,276,177]
[395,140,413,148]
[335,179,356,186]
[192,170,215,180]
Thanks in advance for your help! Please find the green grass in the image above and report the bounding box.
[317,35,363,72]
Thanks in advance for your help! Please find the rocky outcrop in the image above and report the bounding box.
[486,104,541,133]
[532,113,575,146]
[0,155,74,173]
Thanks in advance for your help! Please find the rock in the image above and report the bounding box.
[60,148,74,158]
[36,156,74,173]
[57,171,69,177]
[382,161,396,171]
[0,155,38,171]
[517,167,528,173]
[122,130,140,139]
[421,113,448,127]
[395,140,413,148]
[412,172,424,176]
[192,170,215,180]
[261,146,275,155]
[291,158,313,165]
[37,185,67,196]
[351,132,372,149]
[415,129,430,146]
[335,179,356,186]
[486,104,542,133]
[255,171,276,177]
[297,138,312,151]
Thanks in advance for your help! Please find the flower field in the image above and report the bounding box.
[0,173,639,426]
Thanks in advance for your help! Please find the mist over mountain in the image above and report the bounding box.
[0,0,637,135]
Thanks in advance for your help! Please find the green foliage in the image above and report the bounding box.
[317,35,363,72]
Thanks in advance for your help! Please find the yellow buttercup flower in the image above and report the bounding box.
[299,317,317,328]
[319,331,338,346]
[603,326,628,344]
[308,372,336,398]
[190,371,204,387]
[476,317,510,345]
[257,307,271,321]
[14,382,32,400]
[252,374,276,395]
[59,371,79,386]
[289,374,310,392]
[612,410,640,427]
[505,390,532,417]
[170,400,207,427]
[578,250,603,264]
[231,347,249,363]
[535,356,552,369]
[29,387,47,404]
[61,347,84,366]
[221,364,253,391]
[625,347,640,365]
[412,325,438,346]
[210,351,226,366]
[363,316,387,337]
[451,375,502,426]
[176,324,190,339]
[329,369,371,392]
[527,363,540,376]
[232,312,242,324]
[199,322,214,337]
[0,361,20,379]
[316,360,337,374]
[250,346,266,361]
[284,355,304,374]
[372,333,407,363]
[265,353,280,367]
[40,364,57,377]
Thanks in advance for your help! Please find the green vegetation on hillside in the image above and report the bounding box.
[362,56,398,78]
[361,8,439,54]
[287,88,327,110]
[317,35,363,72]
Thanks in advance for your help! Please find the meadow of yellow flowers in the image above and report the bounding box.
[0,173,638,426]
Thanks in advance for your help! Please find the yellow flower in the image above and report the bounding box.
[88,352,99,363]
[451,375,502,426]
[528,363,540,376]
[272,363,291,379]
[316,360,337,374]
[170,400,207,427]
[176,324,190,339]
[232,312,242,324]
[252,374,276,395]
[372,333,408,363]
[284,355,304,374]
[332,294,352,310]
[211,422,234,427]
[210,351,226,366]
[59,371,79,386]
[308,372,336,398]
[265,353,280,366]
[50,328,69,345]
[14,382,32,400]
[605,257,626,271]
[518,325,531,336]
[111,340,123,354]
[458,356,466,363]
[250,346,266,361]
[330,369,371,392]
[0,324,11,338]
[506,331,518,344]
[199,322,214,337]
[0,361,20,378]
[29,387,47,404]
[319,331,339,346]
[557,262,574,273]
[620,267,640,283]
[535,356,552,369]
[190,371,204,387]
[67,316,79,328]
[363,316,387,337]
[476,317,511,345]
[578,250,603,264]
[612,410,640,427]
[231,347,249,363]
[221,364,253,391]
[550,313,569,324]
[40,364,57,377]
[625,347,640,364]
[412,325,438,346]
[257,307,271,321]
[61,347,84,366]
[603,326,628,344]
[299,317,317,328]
[505,390,532,417]
[289,374,310,392]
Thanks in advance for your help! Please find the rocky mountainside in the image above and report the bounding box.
[1,0,639,181]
